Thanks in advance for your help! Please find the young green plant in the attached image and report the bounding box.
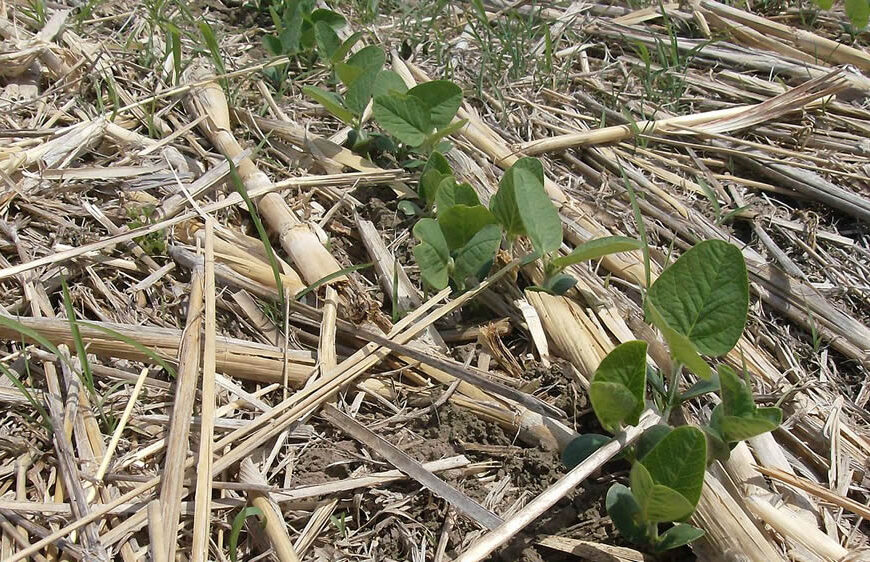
[563,239,783,553]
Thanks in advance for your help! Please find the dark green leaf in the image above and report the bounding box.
[452,224,501,286]
[373,94,432,146]
[413,218,449,259]
[406,80,463,129]
[681,374,720,401]
[344,67,379,115]
[647,240,749,357]
[590,341,647,432]
[334,62,364,88]
[435,178,480,216]
[544,273,577,295]
[437,205,498,250]
[345,45,384,72]
[330,31,364,63]
[647,300,712,380]
[313,21,341,60]
[563,433,613,469]
[702,421,732,463]
[262,35,284,56]
[551,236,643,271]
[425,118,468,148]
[302,86,355,125]
[718,364,755,418]
[635,424,672,461]
[413,243,449,290]
[606,483,651,545]
[372,70,409,97]
[512,157,562,256]
[655,523,705,552]
[308,8,346,28]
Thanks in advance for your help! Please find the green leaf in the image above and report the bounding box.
[419,152,452,208]
[372,70,409,97]
[544,273,577,295]
[406,80,463,129]
[589,341,647,432]
[373,94,432,146]
[631,462,696,522]
[346,45,384,72]
[815,0,834,8]
[647,240,749,357]
[606,483,651,545]
[490,163,524,237]
[425,118,467,148]
[563,433,613,469]
[512,157,562,256]
[845,0,869,28]
[344,67,379,115]
[435,178,480,216]
[334,62,365,88]
[655,523,705,552]
[262,35,284,56]
[635,424,672,461]
[713,364,782,442]
[702,421,732,463]
[413,219,450,290]
[638,425,707,513]
[423,151,452,176]
[330,31,364,63]
[313,21,341,60]
[452,224,501,286]
[229,507,264,562]
[551,236,643,271]
[308,8,346,28]
[437,205,498,251]
[302,85,355,125]
[647,300,712,380]
[681,374,720,401]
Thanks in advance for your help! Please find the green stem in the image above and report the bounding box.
[663,362,684,420]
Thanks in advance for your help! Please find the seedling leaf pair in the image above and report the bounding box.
[709,365,782,444]
[589,340,647,432]
[373,80,464,149]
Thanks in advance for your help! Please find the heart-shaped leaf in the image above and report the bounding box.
[589,341,647,432]
[647,239,749,357]
[631,462,696,522]
[634,425,706,521]
[407,80,463,129]
[437,205,498,251]
[452,224,501,286]
[345,45,384,72]
[655,523,705,552]
[373,94,432,146]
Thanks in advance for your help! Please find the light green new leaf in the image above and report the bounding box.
[373,94,432,146]
[437,205,498,250]
[406,80,463,129]
[513,157,562,256]
[712,364,782,442]
[452,224,501,285]
[302,86,355,125]
[647,239,749,357]
[655,523,706,552]
[638,425,707,510]
[631,462,696,522]
[589,340,647,432]
[551,236,642,270]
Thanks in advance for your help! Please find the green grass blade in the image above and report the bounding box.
[61,277,96,397]
[0,361,52,432]
[229,506,263,562]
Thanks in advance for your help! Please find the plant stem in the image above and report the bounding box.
[663,362,684,420]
